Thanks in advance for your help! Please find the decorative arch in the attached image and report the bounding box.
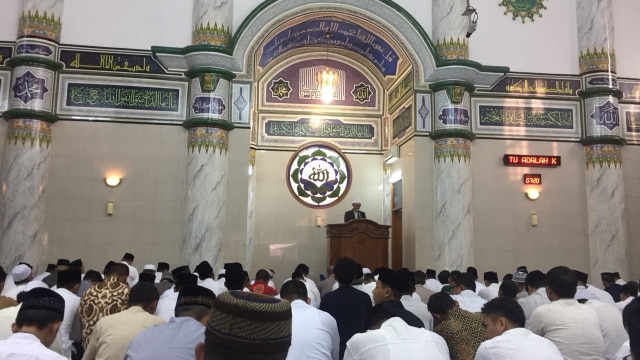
[230,0,439,86]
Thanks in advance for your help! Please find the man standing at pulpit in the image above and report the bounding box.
[344,199,366,222]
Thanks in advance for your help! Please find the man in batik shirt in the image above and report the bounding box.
[79,262,130,348]
[427,292,484,360]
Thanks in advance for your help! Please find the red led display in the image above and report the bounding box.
[523,174,542,185]
[503,154,561,167]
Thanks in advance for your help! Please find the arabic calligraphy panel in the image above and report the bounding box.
[471,98,581,140]
[258,113,379,151]
[9,68,54,112]
[56,74,188,123]
[285,142,352,209]
[584,97,622,137]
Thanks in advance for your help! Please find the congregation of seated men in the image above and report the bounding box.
[0,252,638,360]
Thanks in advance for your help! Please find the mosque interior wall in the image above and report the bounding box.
[0,0,638,281]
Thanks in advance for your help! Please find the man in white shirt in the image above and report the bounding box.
[579,298,628,360]
[616,282,637,312]
[451,273,486,312]
[54,269,82,359]
[155,272,198,321]
[281,279,339,360]
[467,267,486,294]
[517,270,550,322]
[413,270,437,305]
[398,269,433,330]
[121,253,139,288]
[574,270,599,301]
[344,302,449,360]
[476,297,562,360]
[512,271,528,299]
[478,271,499,301]
[196,261,227,296]
[586,282,616,304]
[527,266,605,360]
[424,269,442,293]
[0,287,66,359]
[4,264,33,300]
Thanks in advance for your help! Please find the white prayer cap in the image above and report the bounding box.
[23,280,48,292]
[352,198,361,204]
[11,264,32,283]
[268,269,275,278]
[362,268,372,275]
[143,264,156,271]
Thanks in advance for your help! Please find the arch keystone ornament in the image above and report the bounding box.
[286,142,352,208]
[499,0,547,23]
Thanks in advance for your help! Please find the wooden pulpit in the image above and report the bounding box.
[326,219,391,270]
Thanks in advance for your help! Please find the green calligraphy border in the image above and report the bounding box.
[430,129,475,141]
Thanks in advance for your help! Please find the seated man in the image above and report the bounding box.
[517,270,550,322]
[476,297,562,359]
[372,268,423,328]
[527,266,604,360]
[451,272,486,313]
[280,280,339,360]
[0,288,66,359]
[344,302,449,360]
[427,292,484,360]
[622,297,640,360]
[82,282,164,360]
[195,291,292,360]
[125,285,215,360]
[250,269,278,296]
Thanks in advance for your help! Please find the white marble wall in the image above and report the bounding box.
[432,0,468,42]
[0,141,50,270]
[586,164,628,279]
[434,152,474,271]
[183,148,228,271]
[577,0,614,52]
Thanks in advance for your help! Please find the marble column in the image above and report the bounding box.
[430,82,475,271]
[432,0,469,60]
[577,0,628,279]
[192,0,233,47]
[182,68,235,271]
[245,148,256,269]
[0,0,63,269]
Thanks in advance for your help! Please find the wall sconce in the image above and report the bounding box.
[315,216,323,227]
[531,213,538,227]
[105,175,122,187]
[525,189,540,201]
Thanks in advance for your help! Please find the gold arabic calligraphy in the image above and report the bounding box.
[69,53,151,73]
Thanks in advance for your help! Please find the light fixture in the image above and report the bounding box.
[317,32,337,103]
[530,213,538,227]
[105,175,122,187]
[462,0,478,38]
[315,216,323,227]
[525,189,540,201]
